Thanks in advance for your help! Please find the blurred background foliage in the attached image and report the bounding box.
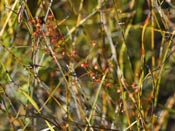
[0,0,175,130]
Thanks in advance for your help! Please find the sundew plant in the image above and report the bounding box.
[0,0,175,131]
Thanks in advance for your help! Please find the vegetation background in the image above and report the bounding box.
[0,0,175,130]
